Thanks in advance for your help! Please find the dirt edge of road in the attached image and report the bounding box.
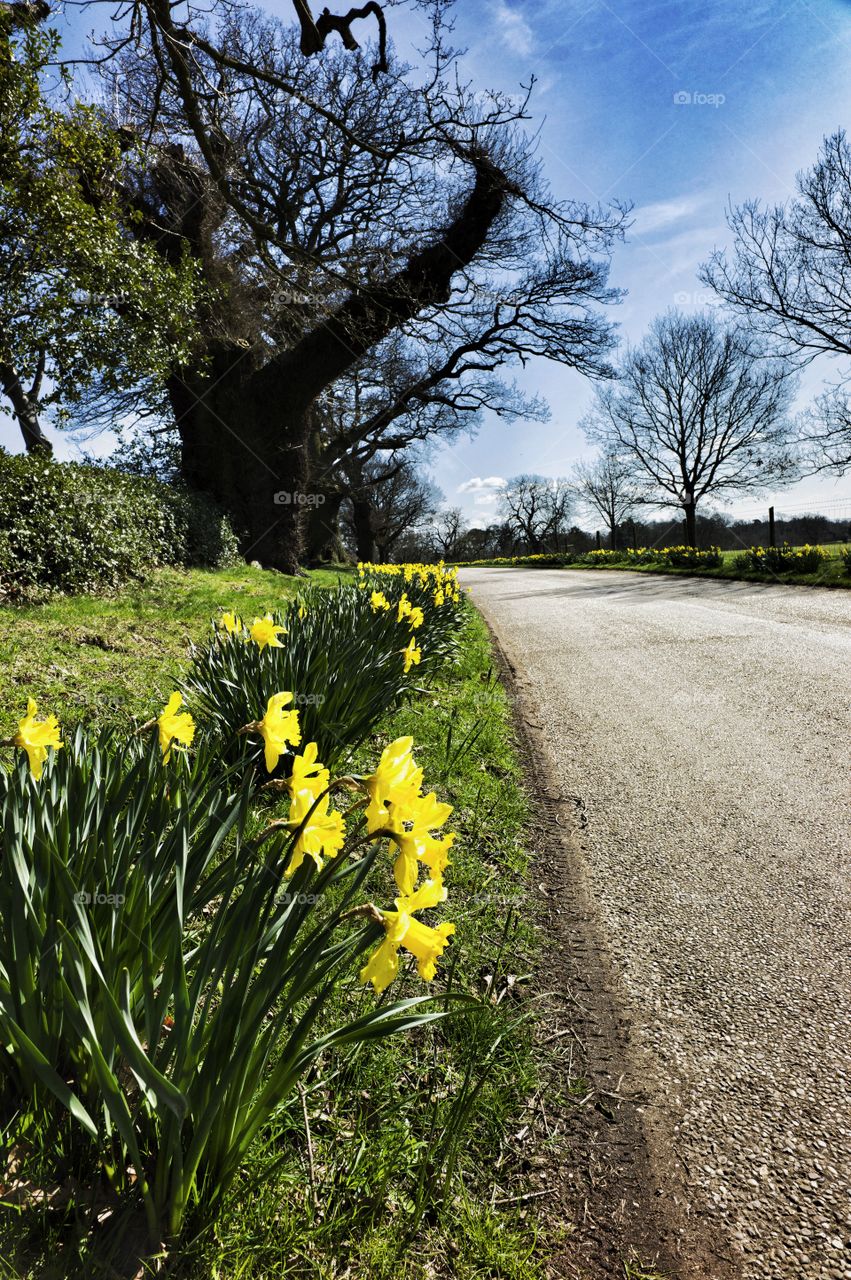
[481,612,744,1280]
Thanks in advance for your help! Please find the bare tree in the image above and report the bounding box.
[702,132,851,474]
[499,474,574,553]
[573,450,644,548]
[431,507,467,559]
[302,348,542,560]
[582,312,798,546]
[341,457,440,561]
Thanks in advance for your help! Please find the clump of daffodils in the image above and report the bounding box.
[356,735,455,994]
[358,560,461,605]
[357,561,463,673]
[253,729,456,997]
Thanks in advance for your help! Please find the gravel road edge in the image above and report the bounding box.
[481,609,744,1280]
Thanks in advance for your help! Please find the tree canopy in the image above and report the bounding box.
[0,6,199,451]
[71,0,629,568]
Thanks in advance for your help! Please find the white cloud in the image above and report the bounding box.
[457,475,507,493]
[491,0,535,57]
[474,494,499,506]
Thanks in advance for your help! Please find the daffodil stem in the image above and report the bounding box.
[339,902,384,926]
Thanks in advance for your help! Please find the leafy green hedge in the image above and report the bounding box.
[0,451,240,599]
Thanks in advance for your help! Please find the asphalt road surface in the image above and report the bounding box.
[461,567,851,1280]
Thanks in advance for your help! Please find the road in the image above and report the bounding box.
[460,567,851,1280]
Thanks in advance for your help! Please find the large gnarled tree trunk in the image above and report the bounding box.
[167,151,511,572]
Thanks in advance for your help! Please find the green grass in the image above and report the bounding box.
[175,606,544,1279]
[0,565,352,739]
[0,567,548,1279]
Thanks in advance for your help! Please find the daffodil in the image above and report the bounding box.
[387,791,454,895]
[256,692,302,771]
[402,637,421,673]
[286,741,329,797]
[249,614,287,651]
[364,736,423,833]
[397,594,412,622]
[360,896,455,994]
[13,698,63,779]
[157,693,195,763]
[285,788,346,875]
[433,589,444,606]
[220,611,242,635]
[370,590,390,612]
[407,606,424,629]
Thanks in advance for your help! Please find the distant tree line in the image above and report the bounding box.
[380,503,850,565]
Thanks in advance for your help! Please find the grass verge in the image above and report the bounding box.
[0,565,351,739]
[0,568,551,1279]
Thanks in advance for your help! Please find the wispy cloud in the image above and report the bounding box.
[633,194,710,236]
[490,0,535,57]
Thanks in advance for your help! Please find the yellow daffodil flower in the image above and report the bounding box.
[360,899,455,994]
[364,737,423,833]
[286,741,329,797]
[370,590,390,612]
[256,692,302,771]
[407,606,424,629]
[397,594,412,622]
[402,637,421,673]
[249,614,287,651]
[387,791,454,895]
[13,698,63,779]
[285,788,346,875]
[220,611,242,635]
[157,693,195,763]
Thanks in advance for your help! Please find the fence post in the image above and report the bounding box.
[632,521,638,550]
[769,506,776,548]
[595,530,601,549]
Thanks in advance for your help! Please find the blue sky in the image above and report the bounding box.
[7,0,851,528]
[409,0,851,526]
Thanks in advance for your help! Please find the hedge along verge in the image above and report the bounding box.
[455,544,851,588]
[0,451,240,601]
